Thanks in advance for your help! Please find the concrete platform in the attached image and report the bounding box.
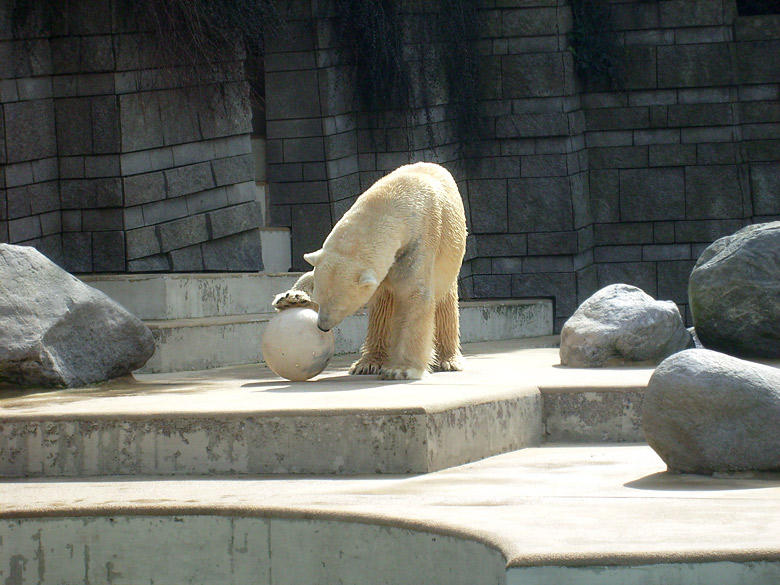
[80,272,301,320]
[2,445,779,584]
[0,338,654,478]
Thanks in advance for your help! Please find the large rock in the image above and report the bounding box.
[689,221,780,359]
[560,284,692,367]
[0,244,155,388]
[643,349,780,475]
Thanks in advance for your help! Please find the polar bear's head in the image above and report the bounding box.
[304,248,379,332]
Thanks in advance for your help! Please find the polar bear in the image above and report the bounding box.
[273,162,467,380]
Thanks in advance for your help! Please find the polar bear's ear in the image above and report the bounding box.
[358,270,378,288]
[303,249,323,267]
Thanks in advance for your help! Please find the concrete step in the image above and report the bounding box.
[138,298,553,373]
[81,272,302,320]
[82,273,553,373]
[0,340,656,478]
[140,309,366,374]
[3,444,779,585]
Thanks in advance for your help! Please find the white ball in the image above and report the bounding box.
[262,308,335,381]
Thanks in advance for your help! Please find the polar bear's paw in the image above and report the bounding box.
[272,289,315,311]
[349,356,384,376]
[433,355,465,372]
[379,366,426,380]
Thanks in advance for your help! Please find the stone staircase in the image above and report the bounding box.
[80,272,554,374]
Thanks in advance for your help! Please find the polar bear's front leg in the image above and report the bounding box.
[350,287,394,375]
[272,271,318,311]
[380,291,435,380]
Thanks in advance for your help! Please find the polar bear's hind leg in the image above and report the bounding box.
[432,283,464,371]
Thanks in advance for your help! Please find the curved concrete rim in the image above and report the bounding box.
[4,500,780,569]
[4,445,780,569]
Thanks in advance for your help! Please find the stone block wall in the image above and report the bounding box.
[264,1,588,328]
[580,1,780,325]
[264,4,337,266]
[264,2,464,266]
[0,1,264,272]
[3,0,776,329]
[263,0,779,330]
[1,6,60,265]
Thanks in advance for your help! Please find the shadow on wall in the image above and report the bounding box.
[737,0,780,15]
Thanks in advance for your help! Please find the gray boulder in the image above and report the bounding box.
[689,221,780,359]
[560,284,692,367]
[643,349,780,475]
[0,244,155,388]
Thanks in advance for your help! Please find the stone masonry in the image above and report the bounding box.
[2,1,778,330]
[264,0,779,330]
[0,1,264,272]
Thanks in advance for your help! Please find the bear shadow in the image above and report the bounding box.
[243,374,410,393]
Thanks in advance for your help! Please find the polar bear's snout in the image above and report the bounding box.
[316,311,334,332]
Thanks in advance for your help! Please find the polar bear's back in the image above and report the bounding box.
[379,163,467,293]
[368,162,464,225]
[327,163,466,289]
[381,162,460,204]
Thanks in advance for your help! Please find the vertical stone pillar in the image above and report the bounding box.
[1,6,60,262]
[264,5,333,270]
[52,4,124,272]
[465,1,587,330]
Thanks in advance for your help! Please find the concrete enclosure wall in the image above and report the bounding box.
[1,515,506,585]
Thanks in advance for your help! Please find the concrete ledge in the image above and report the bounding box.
[81,272,302,320]
[82,273,553,373]
[541,386,646,443]
[138,299,553,374]
[1,516,506,585]
[143,313,272,373]
[0,339,663,478]
[459,299,553,343]
[140,310,369,373]
[0,341,551,477]
[0,394,540,476]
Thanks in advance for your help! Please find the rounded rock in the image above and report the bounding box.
[560,284,692,367]
[689,221,780,359]
[0,244,155,388]
[643,349,780,475]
